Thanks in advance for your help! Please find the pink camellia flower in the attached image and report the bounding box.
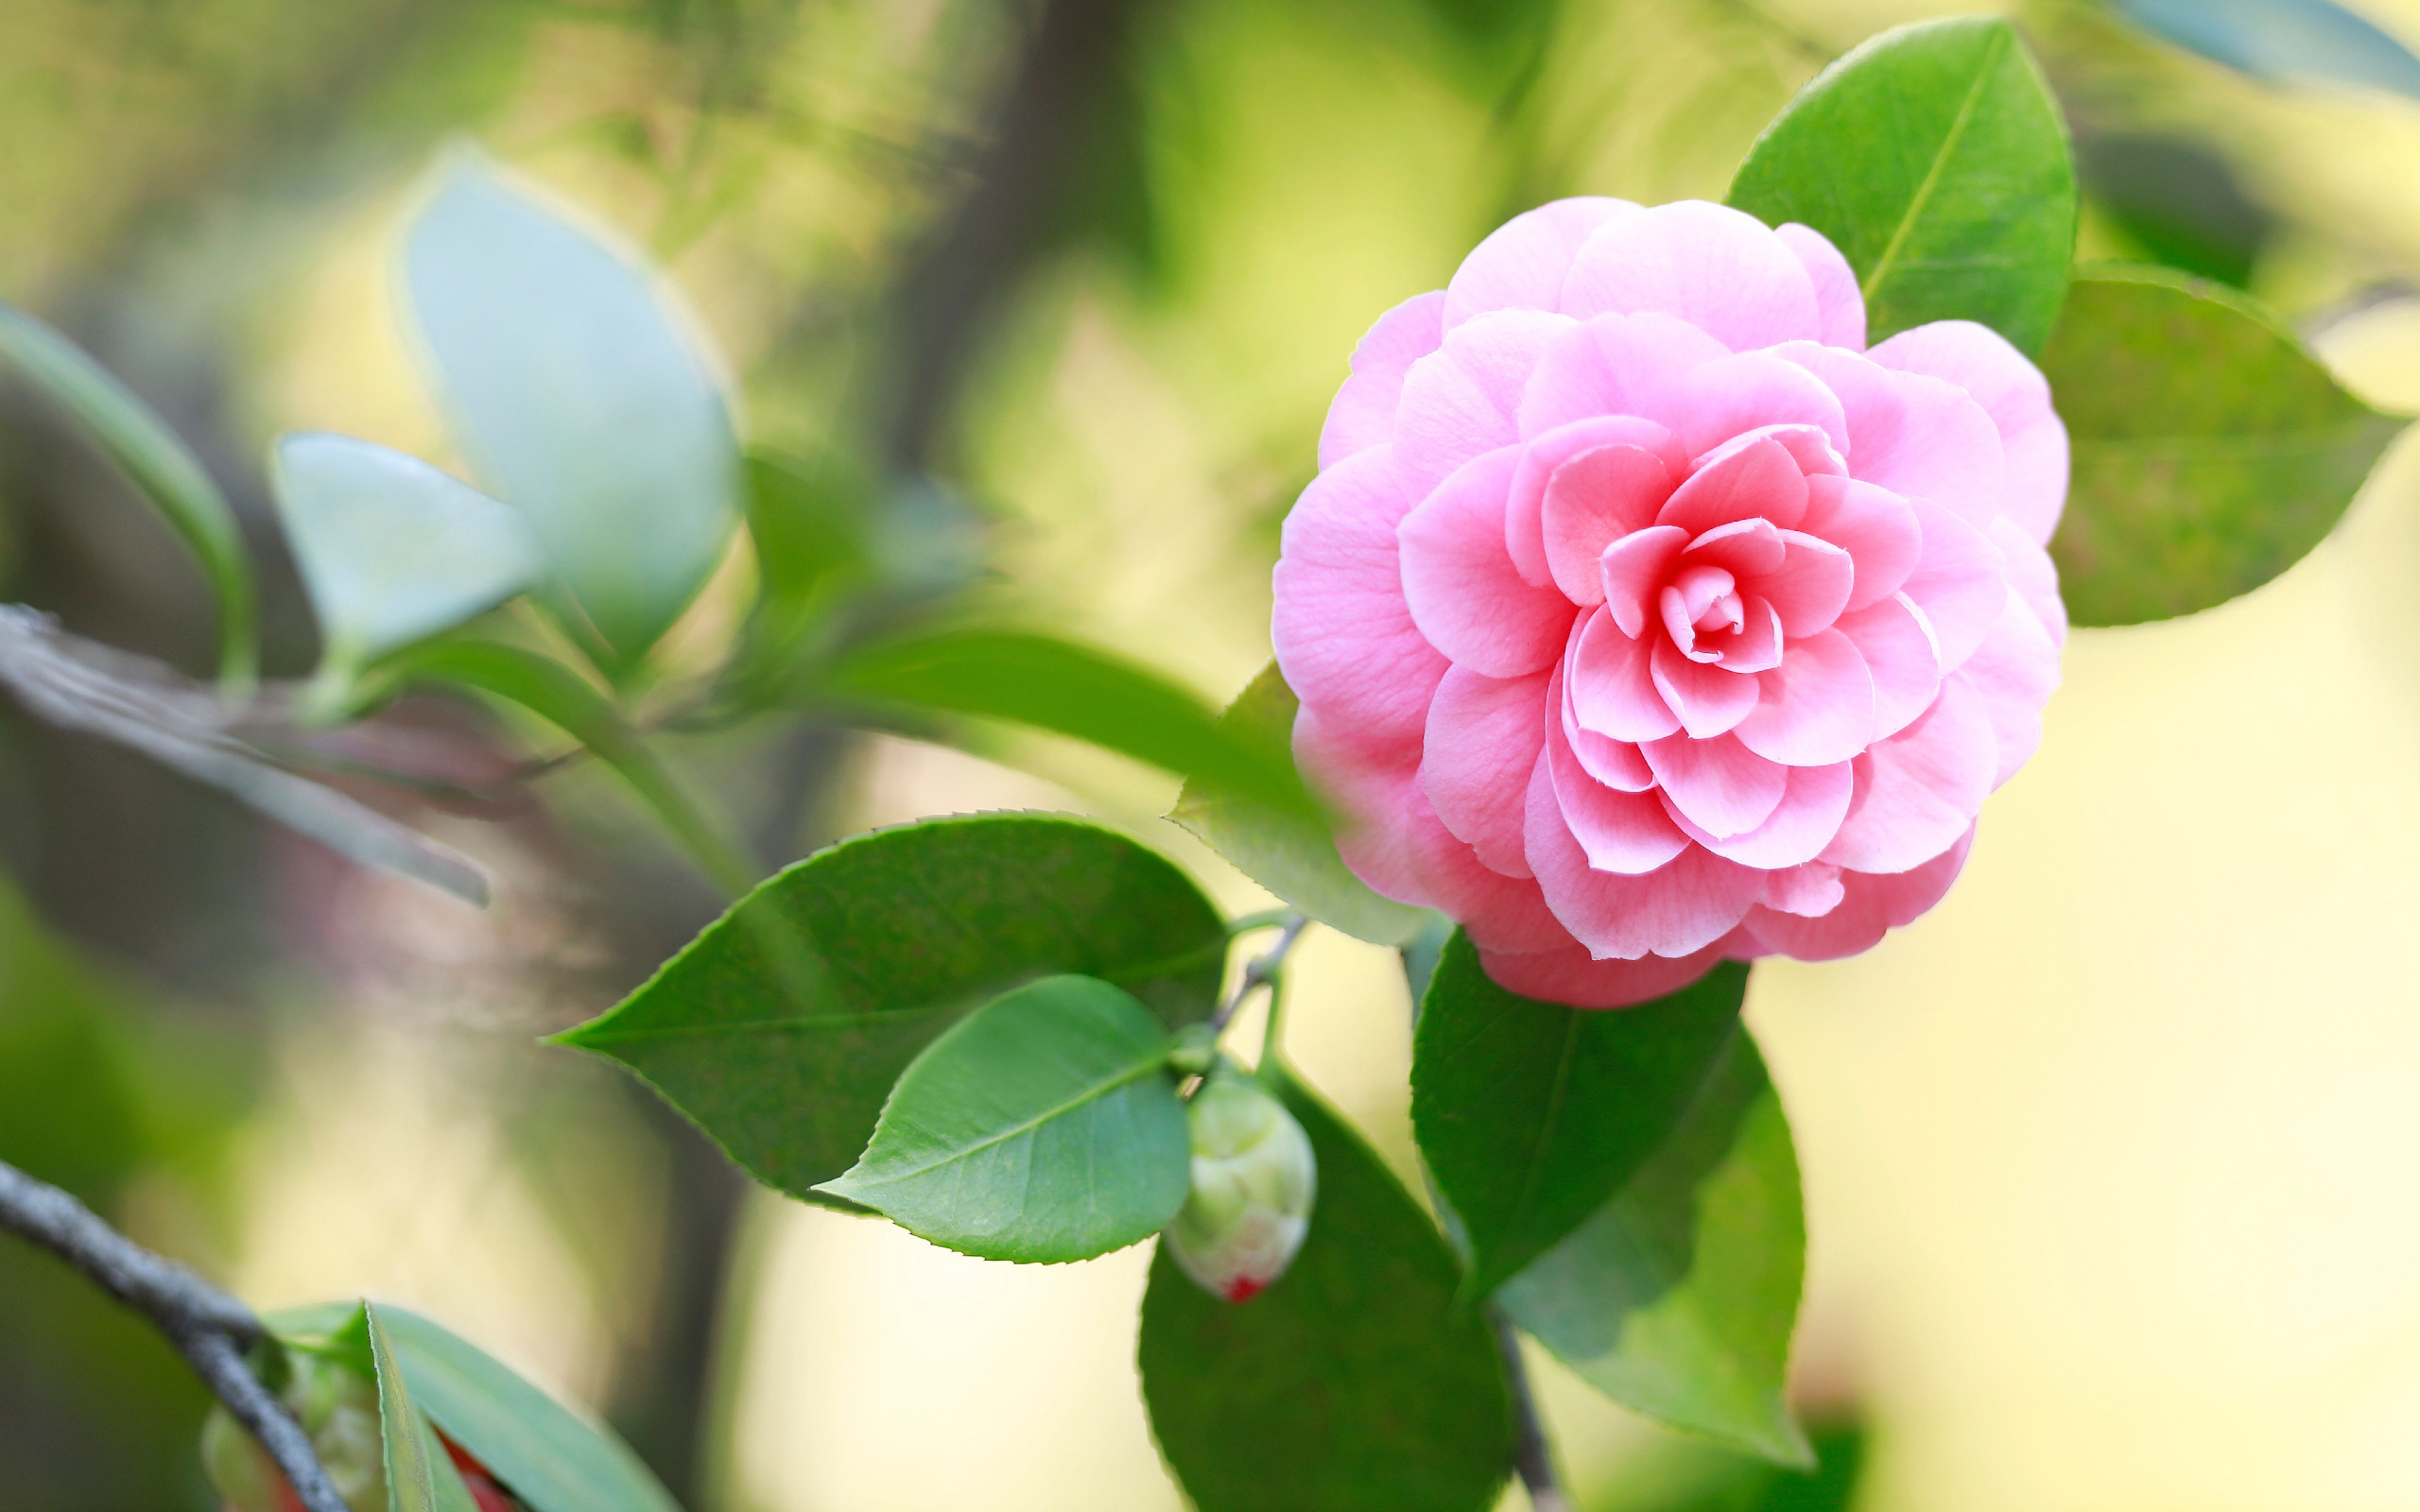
[1272,198,2066,1006]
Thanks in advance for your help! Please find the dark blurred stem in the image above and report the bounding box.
[1209,912,1306,1037]
[1491,1305,1575,1512]
[0,1158,348,1512]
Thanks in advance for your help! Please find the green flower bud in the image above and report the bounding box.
[200,1348,388,1512]
[1164,1064,1316,1303]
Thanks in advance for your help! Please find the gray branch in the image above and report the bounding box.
[0,1158,353,1512]
[1492,1305,1577,1512]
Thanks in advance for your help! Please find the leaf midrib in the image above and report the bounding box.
[1861,25,2007,307]
[1485,1014,1586,1280]
[845,1053,1169,1189]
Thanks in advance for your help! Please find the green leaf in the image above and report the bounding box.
[374,1305,683,1512]
[390,640,753,896]
[365,1303,481,1512]
[272,433,543,684]
[1496,1027,1809,1467]
[0,303,257,687]
[1168,662,1435,946]
[825,628,1316,818]
[2043,265,2407,626]
[1137,1061,1513,1512]
[1726,16,2077,354]
[1412,933,1748,1300]
[556,814,1226,1206]
[404,151,740,674]
[2111,0,2420,99]
[817,974,1190,1262]
[727,451,872,702]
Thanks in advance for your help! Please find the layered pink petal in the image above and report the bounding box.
[1546,716,1690,874]
[1902,497,2009,674]
[1872,320,2068,544]
[1422,665,1551,878]
[1399,446,1576,677]
[1506,414,1691,587]
[1560,200,1823,351]
[1274,445,1444,759]
[1682,517,1787,577]
[1599,525,1689,637]
[1444,198,1640,329]
[1642,731,1788,836]
[1820,677,1996,873]
[1393,309,1573,503]
[1567,608,1680,742]
[1836,593,1944,740]
[1643,353,1850,465]
[1319,291,1445,470]
[1405,802,1570,954]
[1746,530,1855,637]
[1744,828,1972,959]
[1657,434,1810,538]
[1771,342,2006,530]
[1990,516,2066,649]
[1956,598,2061,789]
[1517,314,1733,438]
[1668,759,1856,869]
[1527,757,1765,957]
[1776,223,1866,350]
[1293,707,1427,904]
[1799,474,1922,612]
[1543,445,1675,604]
[1478,936,1736,1008]
[1735,627,1876,766]
[1760,859,1845,918]
[1651,636,1760,737]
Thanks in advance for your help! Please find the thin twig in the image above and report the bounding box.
[0,1158,350,1512]
[1491,1304,1577,1512]
[1208,912,1308,1037]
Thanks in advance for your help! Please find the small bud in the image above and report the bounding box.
[1164,1064,1316,1303]
[201,1349,388,1512]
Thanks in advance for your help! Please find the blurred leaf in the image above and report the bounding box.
[372,1306,683,1512]
[1168,662,1434,946]
[825,628,1315,816]
[392,640,752,896]
[556,814,1226,1205]
[403,150,741,674]
[2076,133,2272,289]
[734,450,871,685]
[1138,1058,1513,1512]
[272,433,544,683]
[365,1304,481,1512]
[819,974,1190,1262]
[0,303,257,687]
[1496,1026,1808,1467]
[2108,0,2420,98]
[1412,933,1748,1299]
[2043,265,2406,625]
[1727,17,2077,353]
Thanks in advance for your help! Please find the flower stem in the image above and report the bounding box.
[1491,1304,1576,1512]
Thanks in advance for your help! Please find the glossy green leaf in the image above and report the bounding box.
[375,1306,682,1512]
[557,814,1226,1205]
[818,974,1189,1261]
[826,628,1315,817]
[365,1304,479,1512]
[1168,662,1434,946]
[404,152,740,673]
[1726,16,2076,353]
[2111,0,2420,98]
[391,640,752,896]
[1497,1027,1809,1467]
[2044,265,2406,626]
[1413,933,1748,1300]
[1138,1060,1513,1512]
[0,303,257,687]
[273,433,543,681]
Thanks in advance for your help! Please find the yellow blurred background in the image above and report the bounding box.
[12,0,2420,1507]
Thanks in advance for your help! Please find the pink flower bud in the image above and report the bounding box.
[1164,1066,1317,1303]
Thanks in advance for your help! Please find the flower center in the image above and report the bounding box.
[1661,563,1745,662]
